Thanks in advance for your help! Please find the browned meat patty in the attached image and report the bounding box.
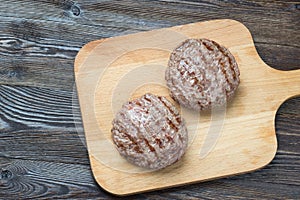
[165,38,240,111]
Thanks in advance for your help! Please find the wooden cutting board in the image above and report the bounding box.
[74,19,300,196]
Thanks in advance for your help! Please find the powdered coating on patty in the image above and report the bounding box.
[111,93,188,170]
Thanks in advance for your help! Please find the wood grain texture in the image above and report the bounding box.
[0,0,299,89]
[1,98,300,199]
[0,87,299,198]
[0,0,299,199]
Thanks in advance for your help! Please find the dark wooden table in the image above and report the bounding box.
[0,1,299,199]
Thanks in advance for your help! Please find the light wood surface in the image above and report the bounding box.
[75,20,300,195]
[74,19,300,195]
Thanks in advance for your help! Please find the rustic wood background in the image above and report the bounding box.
[0,0,299,199]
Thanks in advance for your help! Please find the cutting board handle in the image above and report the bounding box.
[270,68,300,100]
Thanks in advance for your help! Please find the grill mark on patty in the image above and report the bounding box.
[116,112,144,154]
[144,138,155,152]
[160,96,182,124]
[228,53,239,82]
[157,96,177,121]
[136,101,142,106]
[202,40,214,51]
[224,51,238,86]
[121,132,139,154]
[144,95,172,152]
[213,41,238,88]
[211,40,234,94]
[144,95,151,102]
[155,138,163,148]
[158,97,180,132]
[198,40,217,103]
[166,118,179,132]
[166,133,173,142]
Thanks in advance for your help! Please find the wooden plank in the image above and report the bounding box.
[0,148,299,199]
[0,85,79,130]
[0,84,88,165]
[0,159,105,199]
[0,129,89,165]
[74,19,300,195]
[0,0,299,89]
